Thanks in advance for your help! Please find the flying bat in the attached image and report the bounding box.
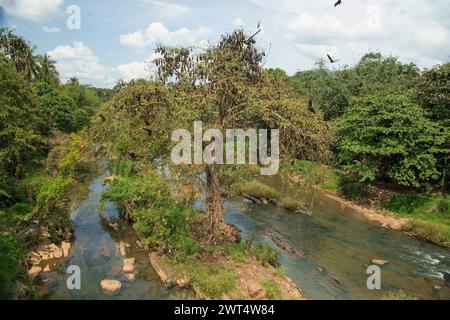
[327,54,340,63]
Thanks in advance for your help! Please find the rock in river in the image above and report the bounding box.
[371,259,388,266]
[100,279,122,293]
[123,258,136,273]
[28,266,42,277]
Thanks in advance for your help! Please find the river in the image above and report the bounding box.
[37,171,449,300]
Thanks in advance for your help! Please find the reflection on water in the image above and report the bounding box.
[224,175,450,300]
[37,174,191,300]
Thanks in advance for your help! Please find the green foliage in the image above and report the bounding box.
[0,236,25,299]
[184,260,237,299]
[414,63,450,124]
[0,56,44,176]
[242,238,281,267]
[232,180,304,211]
[288,53,419,120]
[102,173,196,252]
[402,220,450,247]
[282,160,341,192]
[261,279,282,300]
[337,93,444,189]
[113,159,135,177]
[33,175,72,215]
[385,193,450,246]
[337,176,369,201]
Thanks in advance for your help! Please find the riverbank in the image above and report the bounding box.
[287,161,450,248]
[231,160,449,248]
[0,133,98,298]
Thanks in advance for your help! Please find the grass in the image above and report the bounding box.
[381,290,418,300]
[173,258,237,299]
[282,160,341,193]
[386,194,450,247]
[232,180,304,212]
[215,238,281,268]
[261,279,282,300]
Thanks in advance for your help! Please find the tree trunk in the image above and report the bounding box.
[204,164,240,244]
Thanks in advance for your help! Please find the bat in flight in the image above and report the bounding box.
[327,54,340,63]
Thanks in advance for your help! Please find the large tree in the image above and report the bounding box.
[93,30,333,244]
[337,92,445,189]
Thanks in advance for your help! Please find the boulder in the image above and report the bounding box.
[29,252,42,265]
[61,241,71,258]
[28,266,42,277]
[123,258,136,273]
[119,242,126,256]
[100,279,122,293]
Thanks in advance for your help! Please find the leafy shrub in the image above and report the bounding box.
[33,175,72,215]
[0,236,25,299]
[102,173,196,253]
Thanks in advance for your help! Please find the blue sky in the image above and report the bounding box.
[1,0,449,88]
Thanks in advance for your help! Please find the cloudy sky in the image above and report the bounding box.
[0,0,449,88]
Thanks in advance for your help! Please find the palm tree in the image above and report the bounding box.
[37,54,60,85]
[22,45,39,80]
[68,77,80,85]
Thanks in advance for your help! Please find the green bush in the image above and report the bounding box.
[33,175,72,215]
[243,238,281,267]
[0,236,25,299]
[102,173,197,253]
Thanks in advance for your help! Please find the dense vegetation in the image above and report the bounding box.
[0,29,108,298]
[289,53,448,190]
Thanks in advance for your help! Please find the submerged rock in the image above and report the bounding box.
[100,279,122,293]
[371,259,388,266]
[125,273,136,282]
[123,258,136,273]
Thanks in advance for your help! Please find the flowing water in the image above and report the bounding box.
[36,172,191,300]
[38,171,449,300]
[224,175,450,300]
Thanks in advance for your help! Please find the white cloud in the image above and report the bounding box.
[115,53,161,81]
[0,0,63,22]
[42,26,61,33]
[251,0,449,72]
[139,0,190,17]
[120,22,212,49]
[48,41,114,87]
